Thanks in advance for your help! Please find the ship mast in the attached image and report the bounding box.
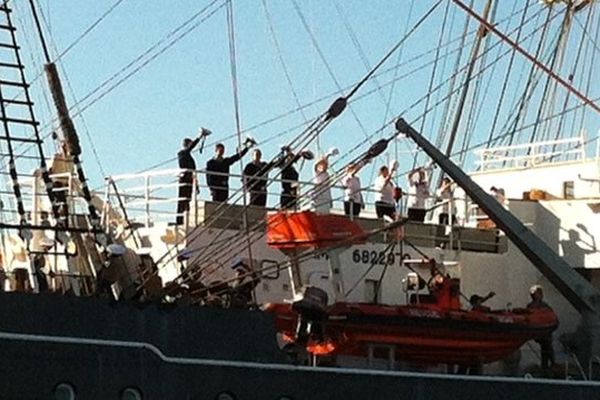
[452,0,600,115]
[28,0,100,227]
[443,0,493,161]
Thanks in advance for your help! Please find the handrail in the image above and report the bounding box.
[565,351,588,380]
[476,136,585,171]
[474,137,584,154]
[589,355,600,380]
[103,167,487,231]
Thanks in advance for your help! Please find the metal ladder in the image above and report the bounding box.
[0,2,58,227]
[0,3,99,295]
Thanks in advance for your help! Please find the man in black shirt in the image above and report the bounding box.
[243,149,276,206]
[176,131,206,225]
[278,148,303,209]
[206,142,250,202]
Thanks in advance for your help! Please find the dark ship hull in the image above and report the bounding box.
[0,292,598,399]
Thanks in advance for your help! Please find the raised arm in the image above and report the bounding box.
[183,136,202,153]
[224,146,250,166]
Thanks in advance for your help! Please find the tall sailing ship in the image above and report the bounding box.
[0,0,599,399]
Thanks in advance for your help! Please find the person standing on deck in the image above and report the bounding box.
[374,162,397,219]
[206,139,253,203]
[342,161,367,217]
[407,167,430,222]
[277,147,305,209]
[243,149,276,207]
[176,129,209,225]
[312,157,331,213]
[33,240,54,293]
[311,148,339,213]
[436,177,457,225]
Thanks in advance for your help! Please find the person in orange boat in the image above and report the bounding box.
[469,291,495,311]
[527,284,555,370]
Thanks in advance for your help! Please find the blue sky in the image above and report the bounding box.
[8,0,600,197]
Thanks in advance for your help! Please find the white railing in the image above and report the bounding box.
[475,137,586,171]
[103,168,488,233]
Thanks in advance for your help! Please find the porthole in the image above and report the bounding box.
[215,392,236,400]
[54,382,76,400]
[120,387,143,400]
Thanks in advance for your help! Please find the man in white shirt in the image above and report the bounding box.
[374,165,396,219]
[342,163,365,217]
[407,167,430,222]
[436,177,456,225]
[312,157,332,214]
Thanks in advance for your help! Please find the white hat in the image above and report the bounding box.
[136,248,152,256]
[529,284,543,295]
[40,237,55,248]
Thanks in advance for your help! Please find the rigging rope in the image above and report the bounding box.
[453,0,600,114]
[1,0,227,166]
[71,0,226,120]
[32,3,107,176]
[575,9,600,135]
[50,0,126,63]
[137,0,446,290]
[552,4,593,143]
[261,0,310,125]
[486,0,530,146]
[505,6,556,148]
[291,0,372,145]
[226,0,255,279]
[529,7,573,144]
[332,0,389,107]
[458,0,503,167]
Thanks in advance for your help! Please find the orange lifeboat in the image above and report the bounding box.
[265,277,559,365]
[265,211,559,366]
[267,210,365,249]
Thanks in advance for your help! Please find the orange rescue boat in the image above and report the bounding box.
[264,211,558,366]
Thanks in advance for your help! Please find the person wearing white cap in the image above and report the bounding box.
[527,284,555,370]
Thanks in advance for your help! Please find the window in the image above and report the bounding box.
[54,383,76,400]
[260,259,280,280]
[563,181,574,199]
[120,387,143,400]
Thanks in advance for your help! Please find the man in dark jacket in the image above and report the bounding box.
[278,148,304,209]
[243,149,276,206]
[206,142,251,202]
[176,131,206,225]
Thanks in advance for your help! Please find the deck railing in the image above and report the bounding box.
[475,137,586,171]
[103,168,489,232]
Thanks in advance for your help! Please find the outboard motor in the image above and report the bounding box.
[291,286,328,345]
